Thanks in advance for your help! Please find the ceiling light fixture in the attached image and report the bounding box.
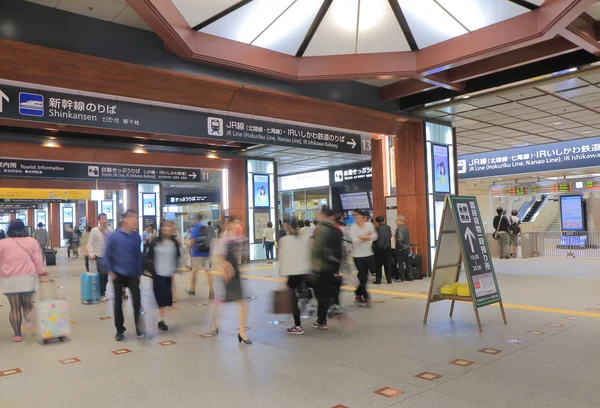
[207,153,218,159]
[553,122,563,125]
[43,141,58,148]
[133,148,147,154]
[462,95,470,99]
[583,131,593,134]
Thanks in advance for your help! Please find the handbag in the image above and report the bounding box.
[492,216,504,240]
[271,287,292,314]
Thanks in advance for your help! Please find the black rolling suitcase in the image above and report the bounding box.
[406,245,422,280]
[45,248,57,266]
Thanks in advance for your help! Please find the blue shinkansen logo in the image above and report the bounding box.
[19,92,44,117]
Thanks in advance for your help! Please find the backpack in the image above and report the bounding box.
[193,225,210,253]
[509,216,520,235]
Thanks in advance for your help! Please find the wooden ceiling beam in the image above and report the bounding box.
[560,15,600,56]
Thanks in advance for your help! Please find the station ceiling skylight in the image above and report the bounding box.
[173,0,543,56]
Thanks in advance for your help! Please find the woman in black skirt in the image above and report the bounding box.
[147,221,180,332]
[210,216,251,344]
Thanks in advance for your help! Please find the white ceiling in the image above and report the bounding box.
[416,65,600,156]
[173,0,542,57]
[25,0,151,31]
[238,145,371,175]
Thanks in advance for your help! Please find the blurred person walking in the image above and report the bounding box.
[351,209,377,306]
[373,216,393,284]
[394,216,412,282]
[104,209,148,341]
[71,228,81,258]
[146,221,180,332]
[278,218,312,335]
[33,222,48,264]
[87,213,114,302]
[81,225,92,272]
[0,220,49,342]
[508,209,521,258]
[310,206,343,330]
[262,221,275,264]
[210,216,252,344]
[186,214,216,299]
[493,207,511,259]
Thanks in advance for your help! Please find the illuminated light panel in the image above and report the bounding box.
[357,0,411,53]
[173,0,240,28]
[201,0,295,45]
[396,0,467,49]
[304,0,358,56]
[436,0,528,32]
[253,0,323,55]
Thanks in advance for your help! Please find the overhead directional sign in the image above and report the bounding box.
[0,158,209,183]
[0,83,365,154]
[458,137,600,179]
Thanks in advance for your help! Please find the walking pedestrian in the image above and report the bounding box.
[310,206,343,330]
[262,221,275,264]
[33,222,48,264]
[186,214,216,299]
[493,207,511,259]
[373,216,393,284]
[104,209,148,341]
[394,216,412,282]
[87,213,114,302]
[351,209,377,306]
[81,226,91,272]
[71,228,81,259]
[279,218,312,335]
[210,216,252,344]
[0,220,49,342]
[147,221,180,332]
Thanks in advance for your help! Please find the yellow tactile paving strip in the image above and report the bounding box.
[223,264,600,319]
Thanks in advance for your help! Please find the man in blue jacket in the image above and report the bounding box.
[104,209,148,341]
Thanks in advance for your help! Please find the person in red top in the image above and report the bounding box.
[0,220,49,342]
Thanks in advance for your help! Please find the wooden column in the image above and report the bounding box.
[26,209,34,229]
[86,200,98,227]
[124,183,138,219]
[228,159,248,233]
[395,121,429,274]
[49,203,60,248]
[371,137,387,219]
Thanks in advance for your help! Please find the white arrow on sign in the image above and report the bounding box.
[0,90,9,113]
[347,139,357,149]
[464,227,476,253]
[189,172,197,180]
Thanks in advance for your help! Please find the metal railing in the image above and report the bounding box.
[524,231,600,258]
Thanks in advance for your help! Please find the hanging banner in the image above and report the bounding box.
[0,83,364,154]
[0,158,208,182]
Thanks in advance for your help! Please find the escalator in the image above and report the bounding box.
[522,195,547,223]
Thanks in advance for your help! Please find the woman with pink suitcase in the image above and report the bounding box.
[0,220,49,342]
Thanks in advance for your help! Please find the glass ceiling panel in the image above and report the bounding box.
[396,0,467,49]
[253,0,324,55]
[358,0,411,53]
[201,0,295,44]
[304,0,359,57]
[172,0,240,28]
[437,0,528,31]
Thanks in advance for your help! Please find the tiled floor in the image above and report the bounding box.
[0,254,599,407]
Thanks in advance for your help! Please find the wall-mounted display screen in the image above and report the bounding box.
[101,200,114,221]
[560,195,585,231]
[432,144,450,194]
[340,192,370,210]
[36,211,46,226]
[253,174,270,208]
[142,193,156,216]
[63,207,73,223]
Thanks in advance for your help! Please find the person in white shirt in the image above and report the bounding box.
[262,222,275,264]
[86,213,114,302]
[301,219,316,238]
[278,219,312,335]
[350,209,377,306]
